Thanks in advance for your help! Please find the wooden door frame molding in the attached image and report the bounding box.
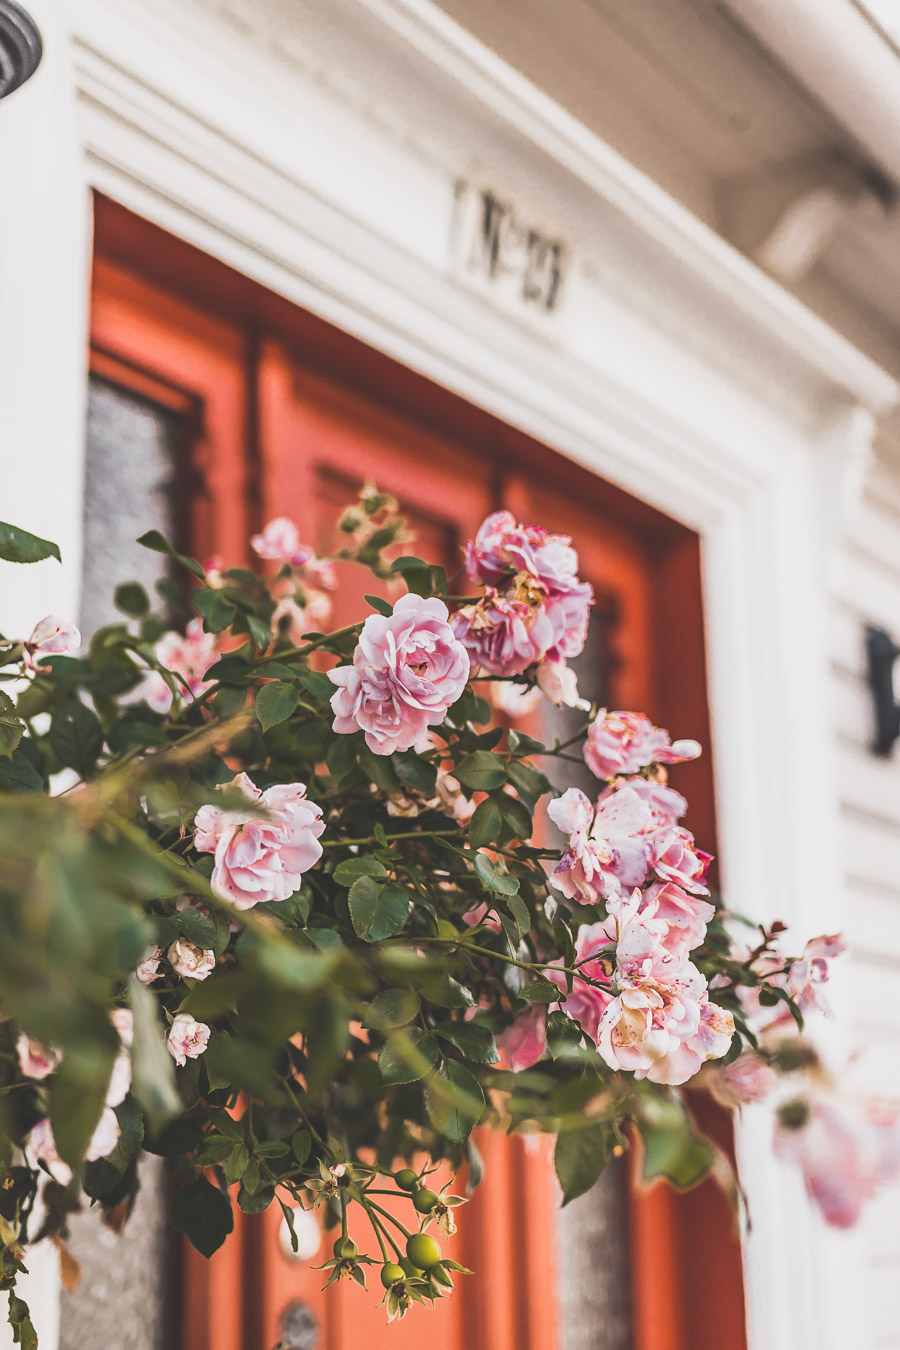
[71,4,899,1343]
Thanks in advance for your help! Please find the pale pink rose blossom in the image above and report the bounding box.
[651,827,712,895]
[461,900,502,935]
[251,517,314,567]
[548,786,652,904]
[145,618,219,714]
[785,934,847,1017]
[601,776,687,834]
[775,1093,900,1228]
[27,1108,121,1186]
[304,558,337,590]
[105,1008,134,1108]
[110,1009,134,1048]
[194,773,324,909]
[641,882,715,957]
[452,589,554,677]
[583,710,701,781]
[536,660,589,710]
[501,1005,547,1070]
[23,616,80,671]
[167,1013,211,1067]
[168,937,215,981]
[547,920,615,1042]
[706,1050,778,1108]
[490,681,543,719]
[204,555,226,588]
[433,765,475,823]
[329,594,469,755]
[542,586,593,663]
[465,510,581,594]
[135,944,163,983]
[16,1033,61,1081]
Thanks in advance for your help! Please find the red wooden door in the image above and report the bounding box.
[89,197,746,1350]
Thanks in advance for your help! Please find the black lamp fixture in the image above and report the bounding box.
[866,625,900,756]
[0,0,42,100]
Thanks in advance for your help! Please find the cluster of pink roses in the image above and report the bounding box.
[450,511,593,704]
[501,711,729,1086]
[194,772,324,909]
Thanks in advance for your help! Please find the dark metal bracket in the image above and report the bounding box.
[866,625,900,757]
[0,1,42,101]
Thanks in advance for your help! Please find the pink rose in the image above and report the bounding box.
[16,1033,61,1081]
[194,773,324,909]
[451,589,554,677]
[775,1094,900,1228]
[786,934,846,1017]
[708,1050,778,1107]
[145,618,219,714]
[24,616,80,671]
[461,900,502,934]
[547,920,615,1042]
[542,585,593,662]
[602,776,687,834]
[465,510,581,594]
[135,943,163,983]
[329,594,469,755]
[501,1005,547,1070]
[168,937,215,981]
[641,882,715,957]
[27,1108,121,1186]
[104,1008,133,1108]
[536,660,589,710]
[651,827,712,895]
[583,710,701,781]
[251,516,313,566]
[167,1013,211,1067]
[548,786,652,904]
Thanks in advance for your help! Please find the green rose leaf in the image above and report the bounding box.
[0,521,60,565]
[137,530,205,580]
[256,679,300,731]
[432,1019,499,1065]
[378,1029,440,1085]
[113,582,150,618]
[425,1061,485,1143]
[468,798,503,850]
[171,1175,234,1257]
[363,988,421,1030]
[333,856,388,886]
[454,750,507,792]
[554,1123,609,1205]
[638,1099,716,1190]
[348,877,409,942]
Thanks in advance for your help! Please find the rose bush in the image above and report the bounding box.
[0,493,895,1344]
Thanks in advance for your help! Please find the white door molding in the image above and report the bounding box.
[40,0,900,1345]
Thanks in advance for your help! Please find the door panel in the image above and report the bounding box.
[90,207,746,1350]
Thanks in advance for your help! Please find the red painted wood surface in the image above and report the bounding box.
[90,196,747,1350]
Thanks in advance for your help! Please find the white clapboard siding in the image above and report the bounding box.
[831,435,900,1344]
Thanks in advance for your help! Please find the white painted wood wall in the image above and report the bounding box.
[832,431,900,1350]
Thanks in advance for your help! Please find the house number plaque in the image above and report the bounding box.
[452,182,569,320]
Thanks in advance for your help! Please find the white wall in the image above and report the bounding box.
[830,433,900,1350]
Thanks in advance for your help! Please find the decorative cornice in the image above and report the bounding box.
[0,0,41,99]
